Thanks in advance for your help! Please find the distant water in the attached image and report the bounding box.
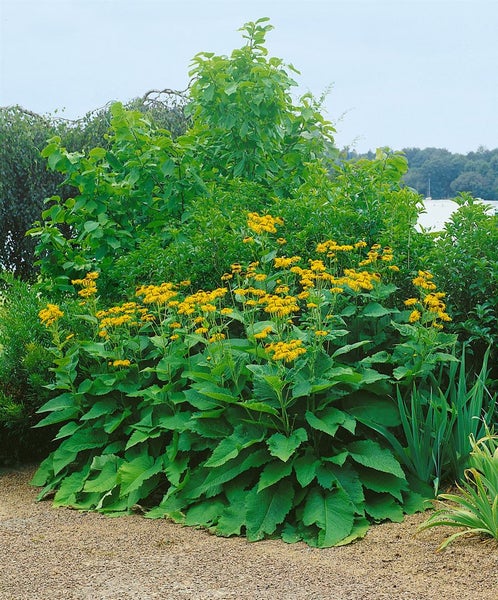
[417,199,498,231]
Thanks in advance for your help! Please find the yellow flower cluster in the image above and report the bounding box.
[412,270,437,291]
[109,359,131,368]
[39,303,64,327]
[408,309,422,323]
[96,302,151,338]
[176,288,227,316]
[136,282,178,305]
[342,269,381,292]
[265,339,306,362]
[71,272,99,298]
[254,326,273,340]
[316,240,357,256]
[247,212,284,235]
[406,272,451,327]
[209,333,226,343]
[258,293,300,319]
[424,292,452,322]
[274,256,301,269]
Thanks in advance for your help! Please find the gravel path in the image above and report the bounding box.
[1,466,497,600]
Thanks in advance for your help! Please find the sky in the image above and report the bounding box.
[1,0,497,154]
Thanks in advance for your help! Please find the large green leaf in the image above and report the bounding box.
[35,392,77,413]
[216,488,248,537]
[204,423,265,468]
[267,428,308,462]
[34,407,80,428]
[305,407,355,437]
[117,454,163,497]
[345,395,400,428]
[293,451,320,487]
[83,455,121,493]
[358,467,407,502]
[258,460,293,492]
[348,439,405,479]
[189,448,269,500]
[302,488,355,547]
[365,493,404,523]
[52,466,90,507]
[184,500,225,527]
[361,302,391,318]
[246,479,294,541]
[80,398,116,421]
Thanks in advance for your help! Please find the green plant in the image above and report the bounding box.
[418,432,498,550]
[28,19,336,303]
[364,342,496,494]
[31,214,456,547]
[0,273,56,463]
[427,193,498,378]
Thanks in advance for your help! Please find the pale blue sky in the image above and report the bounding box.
[1,0,497,153]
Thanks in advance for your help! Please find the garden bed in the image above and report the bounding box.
[1,465,496,600]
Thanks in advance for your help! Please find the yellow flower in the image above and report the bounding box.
[201,304,216,312]
[221,308,233,315]
[314,330,328,337]
[404,298,418,307]
[39,303,64,327]
[409,309,421,323]
[247,212,284,235]
[254,326,273,340]
[170,334,180,341]
[195,327,209,335]
[243,236,254,244]
[169,321,182,329]
[110,359,131,368]
[265,339,306,362]
[277,238,287,245]
[274,256,301,269]
[209,333,226,343]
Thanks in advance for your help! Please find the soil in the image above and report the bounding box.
[1,465,497,600]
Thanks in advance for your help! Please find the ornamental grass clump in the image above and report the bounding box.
[32,211,460,547]
[419,432,498,550]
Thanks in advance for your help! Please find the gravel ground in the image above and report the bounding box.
[1,465,497,600]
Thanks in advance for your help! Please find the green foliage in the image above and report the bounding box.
[1,98,189,280]
[187,18,335,193]
[0,273,55,463]
[31,220,453,546]
[29,102,202,297]
[368,344,496,494]
[19,17,497,550]
[28,19,338,300]
[398,146,498,200]
[419,432,498,550]
[0,108,64,277]
[427,193,498,377]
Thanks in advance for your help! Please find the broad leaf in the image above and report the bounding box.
[204,423,265,468]
[258,460,293,491]
[246,479,294,541]
[348,439,405,479]
[267,428,308,462]
[303,488,355,547]
[305,407,354,437]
